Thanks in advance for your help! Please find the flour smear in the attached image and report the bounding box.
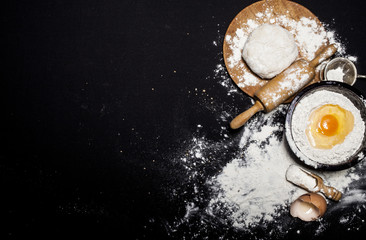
[164,8,366,240]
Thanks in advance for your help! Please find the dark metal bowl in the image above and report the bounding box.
[285,81,366,171]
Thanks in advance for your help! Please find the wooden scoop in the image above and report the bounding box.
[230,44,337,129]
[308,170,342,201]
[286,165,342,201]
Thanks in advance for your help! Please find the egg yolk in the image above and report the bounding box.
[306,104,354,149]
[316,114,339,136]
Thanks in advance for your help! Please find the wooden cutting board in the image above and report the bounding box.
[223,0,328,99]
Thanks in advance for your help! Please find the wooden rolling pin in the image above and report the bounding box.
[286,165,342,201]
[230,44,337,129]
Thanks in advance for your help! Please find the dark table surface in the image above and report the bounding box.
[3,0,366,239]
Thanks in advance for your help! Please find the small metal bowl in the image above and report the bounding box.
[285,81,366,170]
[320,57,366,85]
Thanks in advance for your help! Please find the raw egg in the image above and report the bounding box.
[305,104,354,149]
[290,193,327,221]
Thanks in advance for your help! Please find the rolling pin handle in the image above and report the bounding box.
[230,101,264,129]
[309,44,338,68]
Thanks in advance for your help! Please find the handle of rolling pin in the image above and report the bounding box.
[230,101,264,129]
[309,44,338,68]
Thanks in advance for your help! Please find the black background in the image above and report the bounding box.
[3,0,366,239]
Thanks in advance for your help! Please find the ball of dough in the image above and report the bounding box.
[242,24,298,79]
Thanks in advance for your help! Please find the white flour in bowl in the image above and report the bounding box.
[326,66,345,82]
[291,90,365,165]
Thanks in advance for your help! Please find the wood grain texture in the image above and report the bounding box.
[223,0,328,99]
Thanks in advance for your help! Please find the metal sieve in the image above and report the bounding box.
[322,57,366,85]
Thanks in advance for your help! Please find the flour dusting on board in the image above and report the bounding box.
[225,9,347,89]
[163,9,366,240]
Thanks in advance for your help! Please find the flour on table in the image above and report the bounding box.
[167,100,366,238]
[205,105,362,230]
[164,6,366,239]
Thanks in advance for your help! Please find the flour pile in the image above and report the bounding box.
[168,105,366,238]
[207,106,300,228]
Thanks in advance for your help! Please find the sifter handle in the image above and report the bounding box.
[357,74,366,79]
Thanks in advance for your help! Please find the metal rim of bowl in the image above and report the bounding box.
[324,57,358,86]
[285,81,366,171]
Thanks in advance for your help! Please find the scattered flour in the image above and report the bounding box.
[205,106,361,229]
[167,103,366,239]
[164,4,366,240]
[207,107,302,228]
